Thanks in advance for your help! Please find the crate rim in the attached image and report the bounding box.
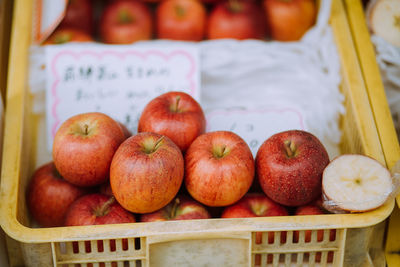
[0,0,396,246]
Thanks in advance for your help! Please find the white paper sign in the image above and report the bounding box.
[206,107,307,156]
[45,44,200,150]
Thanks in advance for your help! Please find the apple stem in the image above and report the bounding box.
[171,96,181,113]
[84,124,89,135]
[170,198,180,219]
[213,145,230,158]
[153,136,165,152]
[228,0,242,13]
[283,140,297,158]
[96,197,115,217]
[118,9,134,24]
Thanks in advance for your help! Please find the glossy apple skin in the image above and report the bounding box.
[43,28,93,45]
[294,204,335,262]
[59,0,94,34]
[207,0,266,40]
[185,131,255,207]
[256,130,329,206]
[138,91,206,153]
[65,193,135,260]
[263,0,317,41]
[99,0,153,44]
[140,195,211,222]
[156,0,206,41]
[27,162,87,227]
[53,112,126,187]
[65,194,135,226]
[222,193,288,265]
[117,121,132,139]
[110,132,184,213]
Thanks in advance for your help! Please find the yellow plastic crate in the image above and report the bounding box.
[0,0,397,266]
[340,1,400,266]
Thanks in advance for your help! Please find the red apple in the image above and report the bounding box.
[118,121,132,139]
[110,132,184,213]
[138,91,206,153]
[27,162,87,227]
[65,193,135,260]
[207,0,266,40]
[59,0,94,34]
[256,130,329,206]
[65,193,135,226]
[99,0,153,44]
[185,131,254,207]
[53,112,126,187]
[99,182,114,197]
[294,204,335,262]
[140,195,211,222]
[43,28,93,45]
[222,193,288,265]
[156,0,207,41]
[263,0,317,41]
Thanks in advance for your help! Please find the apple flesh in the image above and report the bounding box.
[138,91,206,152]
[207,0,266,40]
[27,162,87,227]
[256,130,329,206]
[110,132,184,213]
[99,0,153,44]
[140,195,211,222]
[185,131,255,207]
[53,112,126,187]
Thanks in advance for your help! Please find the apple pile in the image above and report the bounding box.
[43,0,318,44]
[27,91,394,247]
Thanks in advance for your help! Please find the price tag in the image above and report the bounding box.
[45,44,200,150]
[206,107,307,156]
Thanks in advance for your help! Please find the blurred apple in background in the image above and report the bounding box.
[110,132,184,213]
[185,131,255,207]
[207,0,266,40]
[138,91,206,153]
[99,0,153,44]
[59,0,94,34]
[263,0,317,41]
[156,0,207,41]
[140,195,211,222]
[256,130,329,207]
[27,162,87,227]
[53,112,126,187]
[43,28,93,45]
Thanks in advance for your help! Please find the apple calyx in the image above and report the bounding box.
[118,9,135,24]
[143,136,165,154]
[283,140,297,158]
[212,145,230,159]
[170,96,182,113]
[228,0,242,13]
[94,197,115,217]
[168,198,181,219]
